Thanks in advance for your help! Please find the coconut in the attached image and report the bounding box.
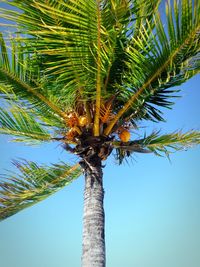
[78,116,88,127]
[119,129,131,142]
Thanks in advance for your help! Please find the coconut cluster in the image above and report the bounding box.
[65,109,131,143]
[65,112,88,141]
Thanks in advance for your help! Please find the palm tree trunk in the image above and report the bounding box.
[81,155,105,267]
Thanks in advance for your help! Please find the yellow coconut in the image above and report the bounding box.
[78,115,88,127]
[119,129,131,142]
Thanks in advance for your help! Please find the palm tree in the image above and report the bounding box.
[0,0,199,266]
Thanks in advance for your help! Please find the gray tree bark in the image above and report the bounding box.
[81,155,105,267]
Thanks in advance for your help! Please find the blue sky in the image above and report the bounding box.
[0,2,200,267]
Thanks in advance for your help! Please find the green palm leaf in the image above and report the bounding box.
[0,33,69,128]
[0,1,98,91]
[0,104,53,144]
[0,161,82,221]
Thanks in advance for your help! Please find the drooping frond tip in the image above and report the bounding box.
[0,161,82,221]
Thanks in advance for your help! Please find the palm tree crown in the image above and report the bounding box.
[0,0,200,266]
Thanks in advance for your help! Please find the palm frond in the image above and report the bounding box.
[141,130,200,155]
[105,0,200,134]
[0,1,161,104]
[0,104,53,144]
[0,63,67,123]
[0,161,82,221]
[0,1,97,92]
[114,130,200,163]
[100,0,134,94]
[99,0,161,95]
[0,33,67,125]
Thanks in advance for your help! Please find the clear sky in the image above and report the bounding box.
[0,2,200,267]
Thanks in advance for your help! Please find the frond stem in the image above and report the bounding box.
[94,0,102,136]
[84,101,92,124]
[50,163,80,185]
